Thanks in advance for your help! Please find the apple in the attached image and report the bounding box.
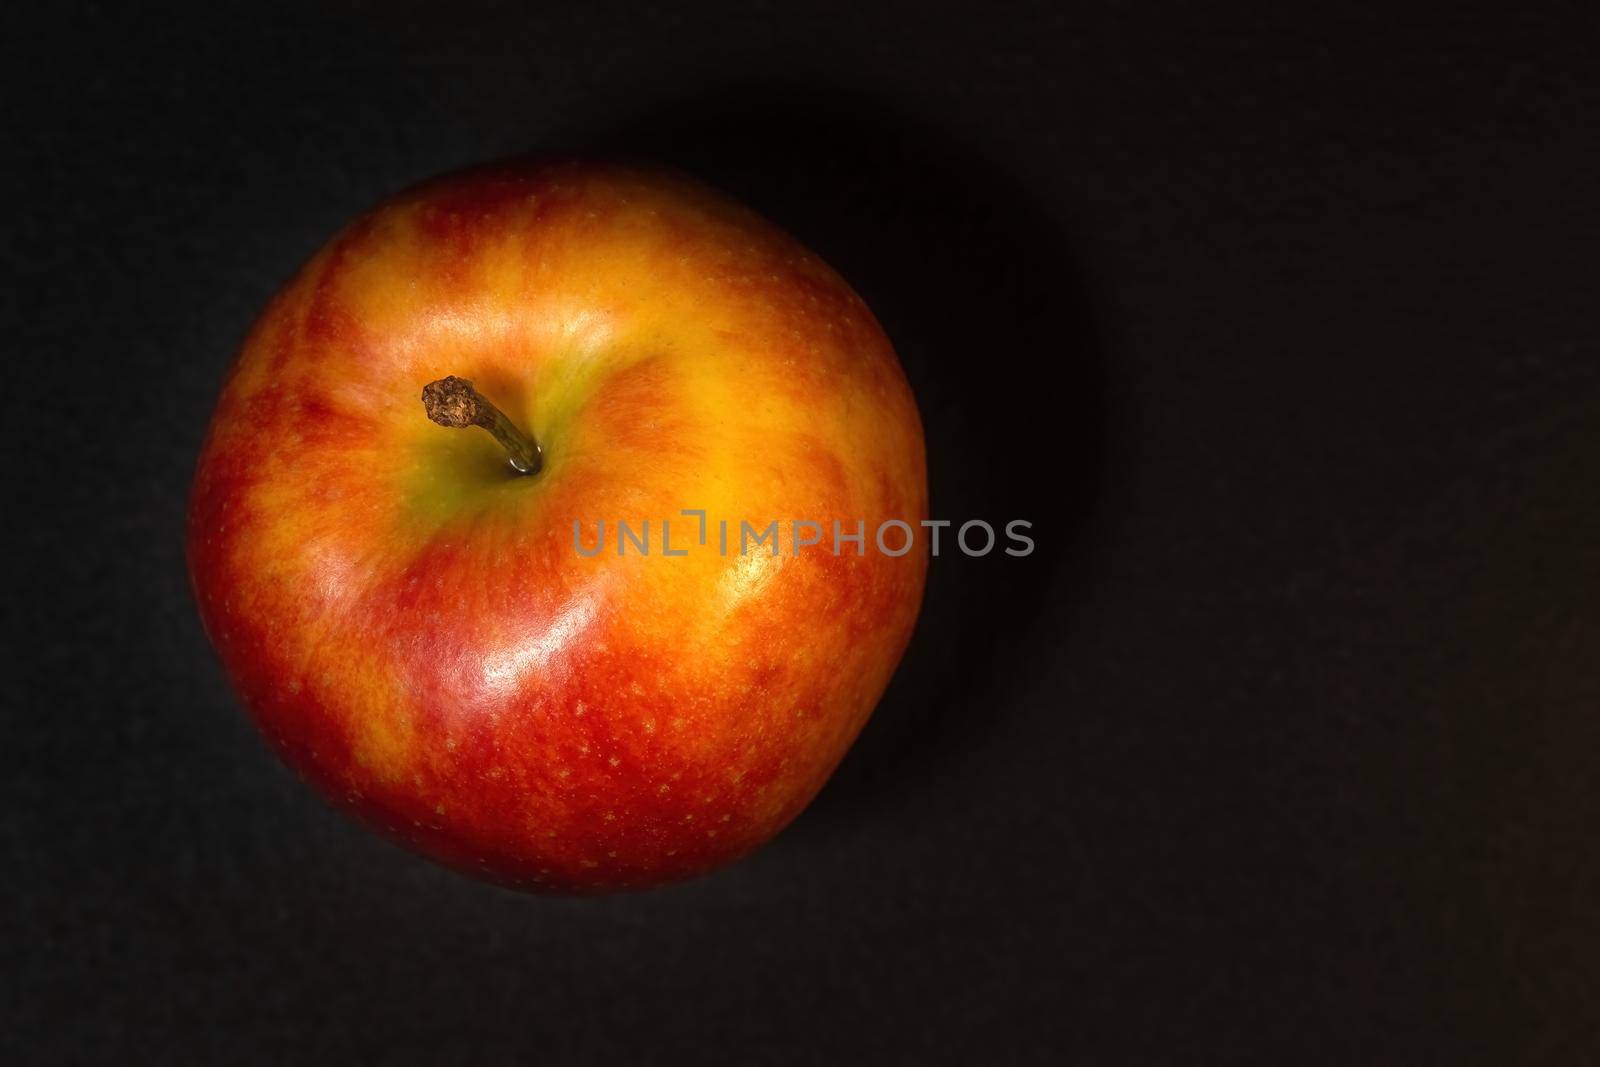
[187,160,927,892]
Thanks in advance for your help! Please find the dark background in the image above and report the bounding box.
[6,1,1599,1063]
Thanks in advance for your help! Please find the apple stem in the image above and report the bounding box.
[421,376,542,475]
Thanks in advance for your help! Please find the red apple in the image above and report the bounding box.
[187,160,927,891]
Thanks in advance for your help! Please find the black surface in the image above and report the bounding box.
[7,2,1600,1063]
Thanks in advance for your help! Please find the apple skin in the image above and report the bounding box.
[187,160,927,892]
